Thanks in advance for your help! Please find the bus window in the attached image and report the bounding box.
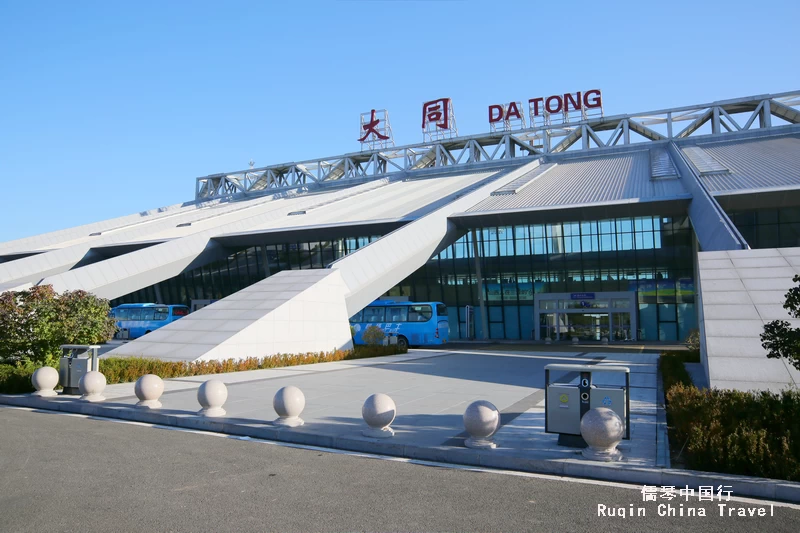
[129,309,143,321]
[171,307,189,317]
[409,305,432,322]
[363,307,385,322]
[436,304,447,317]
[117,308,130,320]
[154,307,169,321]
[349,310,363,323]
[142,309,155,321]
[387,306,408,322]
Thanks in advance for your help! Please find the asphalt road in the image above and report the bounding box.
[1,407,799,533]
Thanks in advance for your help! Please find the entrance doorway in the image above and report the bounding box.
[534,291,637,342]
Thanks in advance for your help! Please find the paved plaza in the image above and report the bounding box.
[5,347,666,473]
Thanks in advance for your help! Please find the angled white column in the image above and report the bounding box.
[331,159,544,316]
[108,269,353,361]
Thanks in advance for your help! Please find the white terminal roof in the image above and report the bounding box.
[682,135,800,194]
[466,148,689,213]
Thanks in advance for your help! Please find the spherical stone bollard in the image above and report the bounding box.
[463,400,500,449]
[273,386,305,427]
[79,371,106,402]
[31,366,59,397]
[134,374,164,409]
[197,379,228,417]
[571,336,579,344]
[601,337,609,345]
[362,393,396,438]
[580,407,624,462]
[544,337,552,345]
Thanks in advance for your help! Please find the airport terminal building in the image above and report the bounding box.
[2,90,800,392]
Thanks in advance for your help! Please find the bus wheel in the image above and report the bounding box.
[396,336,409,350]
[145,330,152,335]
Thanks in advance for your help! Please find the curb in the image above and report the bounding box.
[3,394,799,504]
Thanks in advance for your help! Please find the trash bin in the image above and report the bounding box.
[58,345,101,395]
[544,363,630,445]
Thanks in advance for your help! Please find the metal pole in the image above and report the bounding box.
[470,229,489,340]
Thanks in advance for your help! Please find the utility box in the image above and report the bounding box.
[544,364,630,443]
[58,345,101,395]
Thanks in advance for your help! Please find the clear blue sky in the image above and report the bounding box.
[1,0,798,243]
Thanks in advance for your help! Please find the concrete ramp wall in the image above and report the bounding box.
[108,270,353,361]
[698,247,800,392]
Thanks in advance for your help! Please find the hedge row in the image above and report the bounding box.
[659,350,698,393]
[666,384,800,481]
[0,344,406,394]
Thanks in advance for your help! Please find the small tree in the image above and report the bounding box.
[761,274,800,371]
[0,285,117,365]
[361,325,386,346]
[685,329,700,352]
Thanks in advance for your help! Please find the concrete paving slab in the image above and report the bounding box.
[3,347,667,485]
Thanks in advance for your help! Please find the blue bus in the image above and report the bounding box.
[349,300,449,349]
[110,303,190,339]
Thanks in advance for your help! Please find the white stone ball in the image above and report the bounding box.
[273,386,305,418]
[197,379,228,409]
[79,371,106,396]
[31,366,59,394]
[362,393,396,429]
[135,374,164,402]
[463,400,500,439]
[581,407,624,449]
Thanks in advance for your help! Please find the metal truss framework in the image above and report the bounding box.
[196,91,800,200]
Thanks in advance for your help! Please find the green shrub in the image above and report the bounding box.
[0,344,407,394]
[100,344,406,384]
[684,329,701,352]
[361,325,386,346]
[660,351,696,393]
[0,364,36,394]
[0,286,116,365]
[666,384,800,481]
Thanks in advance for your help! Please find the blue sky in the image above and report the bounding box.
[1,0,798,243]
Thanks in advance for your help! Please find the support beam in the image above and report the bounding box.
[471,229,488,341]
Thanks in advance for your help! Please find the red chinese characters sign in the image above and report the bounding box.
[359,109,389,142]
[358,108,394,150]
[422,97,458,141]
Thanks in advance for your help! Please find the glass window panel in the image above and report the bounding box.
[386,306,408,322]
[758,210,779,224]
[363,307,385,322]
[780,207,800,223]
[658,303,677,321]
[617,218,633,233]
[409,305,433,322]
[757,225,780,248]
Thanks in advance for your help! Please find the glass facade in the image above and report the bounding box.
[391,215,696,342]
[112,215,697,343]
[110,235,382,307]
[728,207,800,249]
